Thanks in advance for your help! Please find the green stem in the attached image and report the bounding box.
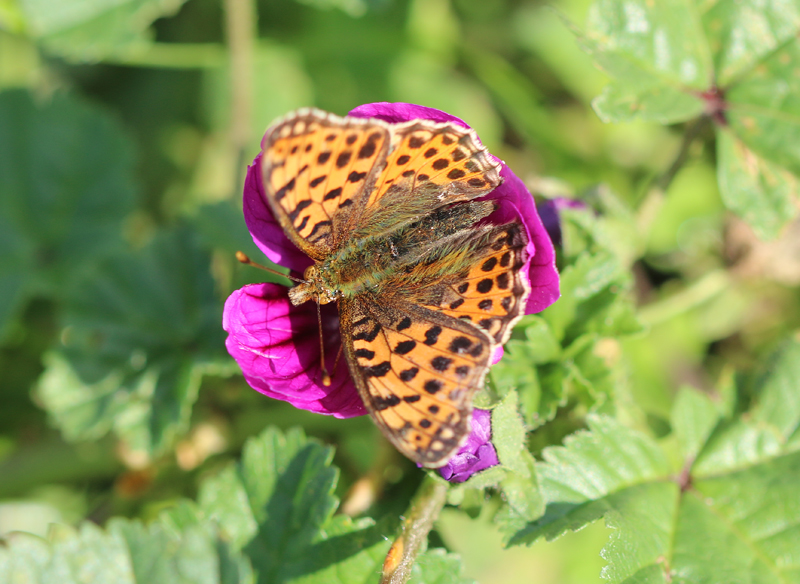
[380,474,448,584]
[224,0,257,191]
[636,116,710,236]
[638,269,730,326]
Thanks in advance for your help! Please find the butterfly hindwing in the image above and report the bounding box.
[339,296,494,467]
[426,222,530,345]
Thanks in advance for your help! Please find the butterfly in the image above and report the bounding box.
[259,108,530,467]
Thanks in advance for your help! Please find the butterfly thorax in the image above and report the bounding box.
[288,201,497,307]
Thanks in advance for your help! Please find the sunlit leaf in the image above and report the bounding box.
[17,0,191,61]
[199,427,390,584]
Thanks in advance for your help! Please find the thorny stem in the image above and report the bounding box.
[224,0,257,190]
[636,116,711,236]
[380,475,448,584]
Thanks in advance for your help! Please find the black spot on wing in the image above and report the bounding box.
[336,151,352,168]
[431,356,452,372]
[394,340,416,355]
[364,361,391,377]
[324,187,342,201]
[354,323,381,342]
[424,326,442,346]
[424,379,442,394]
[372,394,401,411]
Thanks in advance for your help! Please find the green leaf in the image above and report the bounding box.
[199,427,389,584]
[36,227,225,456]
[751,337,800,437]
[671,387,721,463]
[699,0,800,86]
[0,515,253,584]
[693,338,800,477]
[0,89,135,339]
[505,344,800,581]
[575,0,711,123]
[682,452,800,583]
[408,549,476,584]
[17,0,191,61]
[508,415,671,546]
[725,35,800,177]
[490,318,566,428]
[716,128,797,240]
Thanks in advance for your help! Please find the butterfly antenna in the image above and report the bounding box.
[316,300,332,386]
[235,251,306,283]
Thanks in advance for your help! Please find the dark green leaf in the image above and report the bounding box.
[0,89,136,339]
[36,227,225,455]
[199,427,389,584]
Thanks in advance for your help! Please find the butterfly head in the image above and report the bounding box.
[288,264,339,306]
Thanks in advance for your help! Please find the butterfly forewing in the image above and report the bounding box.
[356,122,503,239]
[261,109,390,259]
[339,296,494,467]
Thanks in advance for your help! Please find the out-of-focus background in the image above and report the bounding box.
[2,0,799,582]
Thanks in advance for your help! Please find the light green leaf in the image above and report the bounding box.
[693,338,800,476]
[678,452,800,583]
[508,415,671,546]
[716,128,797,240]
[408,549,475,584]
[37,227,225,456]
[0,89,135,340]
[699,0,800,86]
[671,386,721,462]
[0,516,253,584]
[17,0,191,61]
[725,40,800,178]
[751,337,800,438]
[575,0,711,123]
[490,319,566,428]
[199,427,389,584]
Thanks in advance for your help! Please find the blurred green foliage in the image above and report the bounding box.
[2,0,800,582]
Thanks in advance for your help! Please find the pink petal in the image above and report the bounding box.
[438,408,499,482]
[223,283,365,418]
[243,155,313,274]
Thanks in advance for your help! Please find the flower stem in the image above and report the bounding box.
[224,0,257,190]
[637,116,710,236]
[380,474,448,584]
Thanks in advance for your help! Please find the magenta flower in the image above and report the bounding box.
[437,408,498,482]
[223,102,560,470]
